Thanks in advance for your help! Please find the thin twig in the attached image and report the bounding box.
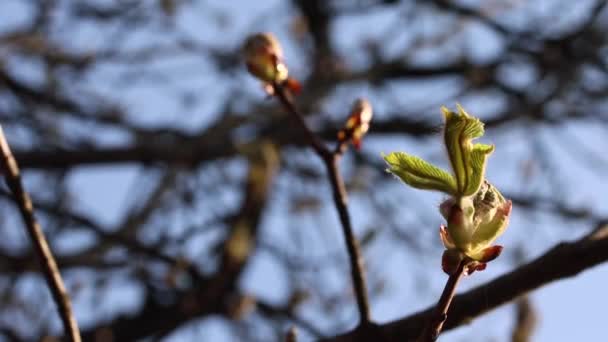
[418,259,467,342]
[511,297,536,342]
[273,83,372,326]
[285,326,298,342]
[0,126,81,342]
[325,155,371,323]
[272,85,330,159]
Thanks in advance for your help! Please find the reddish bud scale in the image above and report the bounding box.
[337,98,373,149]
[479,245,503,262]
[465,262,487,275]
[441,249,463,275]
[283,77,301,95]
[447,204,464,226]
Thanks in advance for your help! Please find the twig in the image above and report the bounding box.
[273,83,372,326]
[418,259,467,342]
[285,326,298,342]
[511,297,536,342]
[257,301,325,338]
[0,126,82,342]
[272,85,330,159]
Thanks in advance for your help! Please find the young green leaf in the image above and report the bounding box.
[463,143,494,196]
[442,105,487,196]
[383,152,458,195]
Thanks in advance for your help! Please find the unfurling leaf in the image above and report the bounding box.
[385,105,511,272]
[466,143,494,196]
[442,104,492,196]
[383,152,458,195]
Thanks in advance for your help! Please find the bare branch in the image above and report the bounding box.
[273,84,372,327]
[417,260,467,342]
[0,126,81,342]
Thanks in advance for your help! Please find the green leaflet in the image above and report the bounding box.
[463,143,494,196]
[442,105,488,196]
[383,152,458,195]
[388,106,492,198]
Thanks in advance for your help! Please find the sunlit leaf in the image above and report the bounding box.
[442,105,487,195]
[383,152,457,195]
[463,143,494,196]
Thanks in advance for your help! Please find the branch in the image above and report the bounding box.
[326,221,608,341]
[418,260,467,341]
[432,0,511,35]
[10,111,529,171]
[0,126,81,342]
[273,84,372,327]
[257,301,324,339]
[14,142,238,169]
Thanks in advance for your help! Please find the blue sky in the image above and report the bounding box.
[1,0,608,341]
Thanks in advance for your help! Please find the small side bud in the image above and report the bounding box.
[243,33,300,95]
[337,98,373,149]
[243,33,286,83]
